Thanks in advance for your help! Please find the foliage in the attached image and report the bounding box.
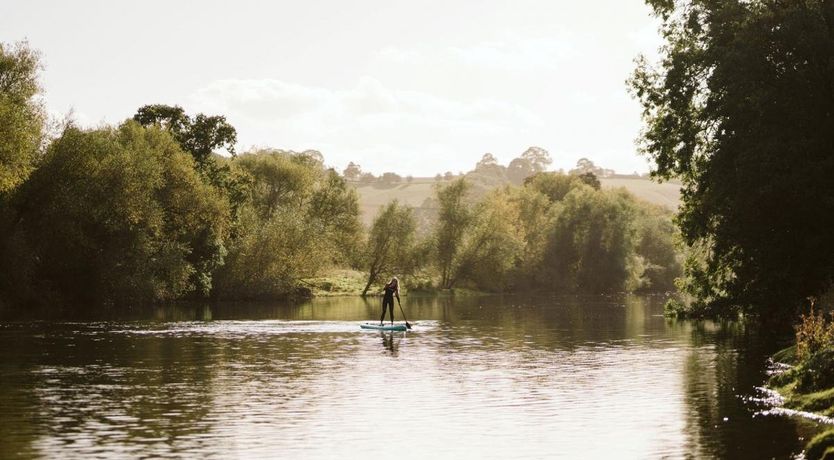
[541,186,638,292]
[379,172,402,184]
[343,162,361,180]
[434,178,475,288]
[213,207,327,300]
[630,0,834,316]
[0,41,45,195]
[576,172,600,190]
[524,172,585,202]
[361,200,417,295]
[507,146,552,184]
[508,184,558,282]
[413,171,681,294]
[133,104,236,167]
[796,307,834,361]
[633,202,682,291]
[447,188,524,290]
[8,121,229,309]
[132,104,248,221]
[214,150,362,299]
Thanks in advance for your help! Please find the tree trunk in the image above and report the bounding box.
[361,269,377,296]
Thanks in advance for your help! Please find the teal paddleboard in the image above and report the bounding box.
[360,323,408,331]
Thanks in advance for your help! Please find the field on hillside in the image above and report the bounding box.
[599,177,681,210]
[353,177,681,226]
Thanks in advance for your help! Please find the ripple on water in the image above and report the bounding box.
[0,300,811,459]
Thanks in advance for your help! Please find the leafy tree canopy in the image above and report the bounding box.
[12,121,229,308]
[630,0,834,316]
[133,104,237,167]
[0,41,45,194]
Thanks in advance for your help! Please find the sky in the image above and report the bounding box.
[1,0,663,176]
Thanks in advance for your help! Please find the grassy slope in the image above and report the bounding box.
[352,176,681,226]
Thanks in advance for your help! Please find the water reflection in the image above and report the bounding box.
[380,332,401,357]
[0,295,823,459]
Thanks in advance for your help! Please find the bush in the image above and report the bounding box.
[797,308,834,361]
[795,348,834,393]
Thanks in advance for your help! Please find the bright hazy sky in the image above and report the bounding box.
[2,0,662,176]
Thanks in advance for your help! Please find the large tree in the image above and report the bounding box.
[434,178,474,288]
[12,121,230,309]
[630,0,834,316]
[133,104,236,167]
[214,150,362,299]
[0,41,45,195]
[507,146,552,184]
[361,201,417,295]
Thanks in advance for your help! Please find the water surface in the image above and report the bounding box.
[0,295,822,458]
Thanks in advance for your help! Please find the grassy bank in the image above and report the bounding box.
[300,269,491,297]
[770,338,834,458]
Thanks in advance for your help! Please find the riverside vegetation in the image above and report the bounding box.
[631,0,834,457]
[0,41,682,317]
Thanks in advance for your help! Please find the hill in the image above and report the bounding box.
[352,176,681,226]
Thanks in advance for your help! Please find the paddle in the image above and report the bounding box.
[397,297,412,330]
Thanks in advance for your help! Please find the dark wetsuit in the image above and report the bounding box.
[380,284,399,324]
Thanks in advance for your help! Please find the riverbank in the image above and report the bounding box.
[301,269,493,297]
[770,344,834,459]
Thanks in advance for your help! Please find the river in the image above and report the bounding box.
[0,295,824,458]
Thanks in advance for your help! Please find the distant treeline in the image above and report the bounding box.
[364,174,681,296]
[0,42,681,314]
[343,150,635,186]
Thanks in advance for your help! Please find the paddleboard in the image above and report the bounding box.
[360,323,409,331]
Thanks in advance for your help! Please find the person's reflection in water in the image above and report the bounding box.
[380,332,400,357]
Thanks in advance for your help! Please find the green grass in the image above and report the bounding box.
[770,348,834,458]
[352,176,681,226]
[599,177,681,210]
[301,269,368,296]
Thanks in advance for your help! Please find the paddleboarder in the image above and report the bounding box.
[379,277,400,326]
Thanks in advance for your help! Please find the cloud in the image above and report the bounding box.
[189,76,543,174]
[375,33,578,75]
[450,34,577,71]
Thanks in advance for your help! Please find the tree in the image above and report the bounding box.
[446,189,524,290]
[633,202,682,292]
[380,172,402,184]
[133,105,245,219]
[630,0,834,316]
[343,162,362,180]
[215,149,362,299]
[541,187,637,292]
[434,178,474,288]
[11,121,230,308]
[361,201,417,295]
[235,152,317,220]
[577,172,601,190]
[133,104,237,168]
[524,172,586,202]
[507,185,557,286]
[359,172,376,184]
[507,146,552,184]
[476,153,498,168]
[306,168,363,265]
[0,41,45,195]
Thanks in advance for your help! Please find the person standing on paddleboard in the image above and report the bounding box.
[379,277,400,326]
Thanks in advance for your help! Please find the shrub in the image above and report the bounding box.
[796,308,834,361]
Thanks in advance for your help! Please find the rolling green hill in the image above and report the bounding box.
[352,176,681,226]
